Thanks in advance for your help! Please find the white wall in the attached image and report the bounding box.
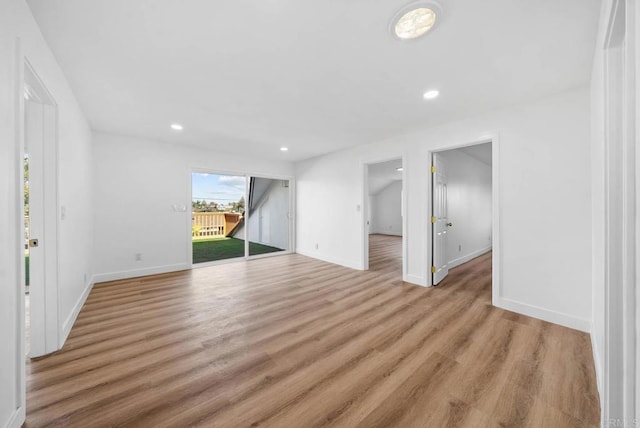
[438,149,492,268]
[92,132,294,281]
[0,0,93,426]
[296,87,592,331]
[370,181,402,236]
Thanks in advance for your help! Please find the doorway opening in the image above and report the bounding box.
[23,61,60,358]
[363,158,405,277]
[191,172,248,263]
[191,172,292,265]
[430,142,493,294]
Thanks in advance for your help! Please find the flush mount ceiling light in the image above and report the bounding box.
[392,2,440,40]
[280,147,289,152]
[170,123,183,131]
[423,89,439,100]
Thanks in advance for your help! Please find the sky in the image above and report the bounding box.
[192,173,246,205]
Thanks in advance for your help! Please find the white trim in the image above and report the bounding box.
[600,0,637,422]
[447,246,492,269]
[191,250,294,270]
[491,135,502,308]
[623,1,638,423]
[186,168,194,267]
[296,248,362,271]
[246,250,293,261]
[496,297,591,332]
[635,1,640,422]
[6,406,25,428]
[13,37,26,428]
[362,163,369,270]
[92,263,190,284]
[405,274,427,287]
[60,274,95,346]
[369,232,402,237]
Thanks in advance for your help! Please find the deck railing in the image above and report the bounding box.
[192,212,242,238]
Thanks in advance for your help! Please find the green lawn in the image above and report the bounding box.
[192,237,282,264]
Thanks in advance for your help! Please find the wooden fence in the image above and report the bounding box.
[192,212,242,238]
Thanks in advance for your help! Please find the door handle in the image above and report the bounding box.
[29,238,39,248]
[446,223,453,227]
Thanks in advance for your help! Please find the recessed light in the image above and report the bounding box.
[396,167,404,171]
[423,90,439,100]
[170,123,183,131]
[280,147,289,152]
[393,5,437,40]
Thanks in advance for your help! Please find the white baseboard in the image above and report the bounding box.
[295,249,363,270]
[404,273,427,287]
[496,297,590,332]
[370,231,402,237]
[448,246,492,269]
[6,405,25,428]
[92,263,190,284]
[61,274,95,346]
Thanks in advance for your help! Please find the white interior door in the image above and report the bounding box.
[432,153,449,285]
[25,99,46,357]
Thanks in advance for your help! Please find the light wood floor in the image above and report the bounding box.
[26,234,599,427]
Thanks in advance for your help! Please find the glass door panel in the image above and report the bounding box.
[247,177,290,256]
[191,172,246,263]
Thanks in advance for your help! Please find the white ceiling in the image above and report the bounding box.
[27,0,600,162]
[369,159,403,195]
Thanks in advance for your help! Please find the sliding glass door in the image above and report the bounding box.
[191,172,291,265]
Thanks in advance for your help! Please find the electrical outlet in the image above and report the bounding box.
[315,243,319,250]
[135,253,142,261]
[458,245,461,252]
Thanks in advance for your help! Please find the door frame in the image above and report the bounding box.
[12,48,62,426]
[427,136,501,307]
[23,60,61,358]
[600,0,638,422]
[361,155,407,280]
[188,167,295,268]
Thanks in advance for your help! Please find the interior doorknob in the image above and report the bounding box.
[446,222,453,227]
